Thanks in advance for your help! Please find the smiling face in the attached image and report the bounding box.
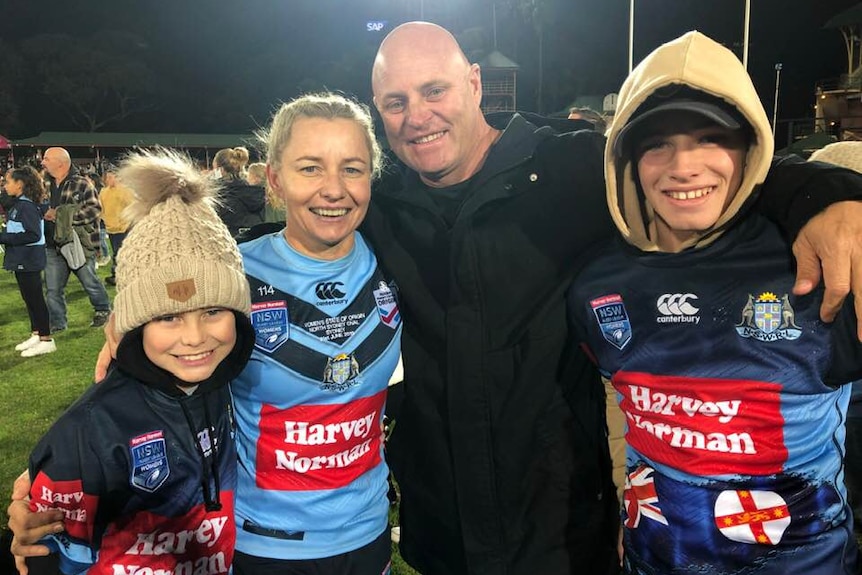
[372,23,488,188]
[634,111,748,252]
[267,117,371,260]
[143,308,237,385]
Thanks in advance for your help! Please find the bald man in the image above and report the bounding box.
[361,22,862,575]
[41,147,111,332]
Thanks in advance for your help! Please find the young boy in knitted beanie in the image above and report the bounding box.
[24,148,254,575]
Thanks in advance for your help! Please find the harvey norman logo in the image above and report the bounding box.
[656,293,700,324]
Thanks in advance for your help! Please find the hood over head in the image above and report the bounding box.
[605,31,774,251]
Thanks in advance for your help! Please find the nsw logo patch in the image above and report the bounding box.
[322,352,361,392]
[591,294,632,350]
[373,281,400,329]
[130,431,169,492]
[252,300,289,352]
[736,292,802,342]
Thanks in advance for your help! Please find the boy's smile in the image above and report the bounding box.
[143,308,237,385]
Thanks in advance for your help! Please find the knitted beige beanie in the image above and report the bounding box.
[113,148,251,334]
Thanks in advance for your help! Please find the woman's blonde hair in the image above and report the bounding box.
[258,93,383,181]
[246,162,266,186]
[213,146,250,179]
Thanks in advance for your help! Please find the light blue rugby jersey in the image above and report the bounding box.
[234,231,401,560]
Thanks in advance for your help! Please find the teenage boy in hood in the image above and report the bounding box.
[23,149,254,575]
[568,32,862,574]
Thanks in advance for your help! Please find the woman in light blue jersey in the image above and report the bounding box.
[231,94,401,575]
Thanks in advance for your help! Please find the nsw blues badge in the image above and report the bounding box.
[373,281,400,329]
[252,300,289,352]
[130,431,169,492]
[591,294,632,351]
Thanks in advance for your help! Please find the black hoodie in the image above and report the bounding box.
[216,178,266,237]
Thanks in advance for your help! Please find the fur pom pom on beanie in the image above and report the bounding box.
[113,148,251,334]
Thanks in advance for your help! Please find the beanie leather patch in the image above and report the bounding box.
[166,279,197,303]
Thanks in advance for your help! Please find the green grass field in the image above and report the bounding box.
[0,259,418,573]
[0,261,109,521]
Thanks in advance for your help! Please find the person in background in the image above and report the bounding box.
[21,147,254,575]
[98,165,134,286]
[40,147,111,332]
[246,161,266,187]
[213,147,266,237]
[84,172,111,268]
[214,146,250,179]
[1,166,55,357]
[568,31,861,574]
[247,161,284,224]
[1,169,17,213]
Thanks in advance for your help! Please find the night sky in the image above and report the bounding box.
[2,0,859,137]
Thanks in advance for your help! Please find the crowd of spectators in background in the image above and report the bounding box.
[0,145,284,351]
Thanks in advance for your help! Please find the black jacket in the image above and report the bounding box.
[362,113,862,575]
[216,178,266,237]
[363,115,619,575]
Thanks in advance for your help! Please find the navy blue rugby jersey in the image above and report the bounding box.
[567,214,862,575]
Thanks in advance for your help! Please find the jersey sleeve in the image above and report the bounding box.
[28,405,106,575]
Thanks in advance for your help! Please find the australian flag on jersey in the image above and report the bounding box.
[622,469,857,574]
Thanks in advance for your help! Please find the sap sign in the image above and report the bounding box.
[367,21,387,32]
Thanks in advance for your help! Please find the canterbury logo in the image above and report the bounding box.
[315,282,347,300]
[656,293,699,316]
